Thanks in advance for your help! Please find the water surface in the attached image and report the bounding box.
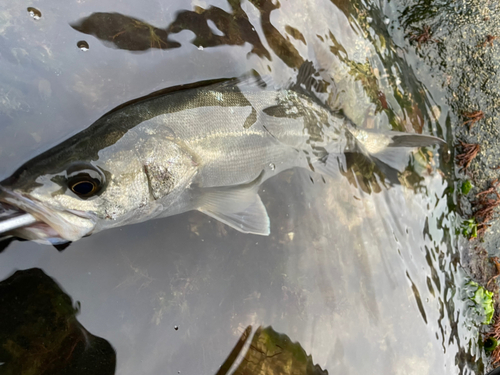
[0,0,479,373]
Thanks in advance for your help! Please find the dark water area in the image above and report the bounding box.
[0,0,487,374]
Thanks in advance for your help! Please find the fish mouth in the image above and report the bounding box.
[0,187,96,244]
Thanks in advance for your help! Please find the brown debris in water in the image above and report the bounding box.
[488,257,500,288]
[462,110,485,129]
[477,222,492,237]
[473,179,500,236]
[481,35,497,48]
[456,141,480,172]
[409,25,438,48]
[377,91,388,109]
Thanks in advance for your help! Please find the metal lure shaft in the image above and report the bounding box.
[0,213,37,235]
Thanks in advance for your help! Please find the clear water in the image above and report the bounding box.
[0,0,482,373]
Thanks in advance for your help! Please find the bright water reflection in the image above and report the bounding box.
[0,0,478,373]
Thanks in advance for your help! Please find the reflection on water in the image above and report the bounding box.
[0,268,115,375]
[219,325,328,374]
[0,268,324,375]
[71,0,304,68]
[0,0,478,374]
[71,13,180,52]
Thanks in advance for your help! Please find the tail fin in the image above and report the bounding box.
[356,130,445,172]
[384,132,446,148]
[315,128,445,192]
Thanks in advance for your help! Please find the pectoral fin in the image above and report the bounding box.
[197,175,270,236]
[200,194,270,236]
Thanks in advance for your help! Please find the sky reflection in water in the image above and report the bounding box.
[0,0,476,373]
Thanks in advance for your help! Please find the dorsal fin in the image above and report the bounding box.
[99,77,235,119]
[101,62,329,122]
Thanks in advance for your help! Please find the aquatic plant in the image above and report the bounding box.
[486,316,500,365]
[485,337,498,352]
[467,281,495,324]
[462,180,473,195]
[461,218,478,239]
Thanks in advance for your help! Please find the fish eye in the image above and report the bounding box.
[69,178,99,197]
[64,162,106,198]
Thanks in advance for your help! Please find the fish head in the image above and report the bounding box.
[0,159,105,244]
[0,134,198,244]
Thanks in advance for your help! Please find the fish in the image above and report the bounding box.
[0,71,444,245]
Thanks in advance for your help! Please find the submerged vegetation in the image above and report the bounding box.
[487,317,500,365]
[467,281,495,325]
[462,180,473,195]
[461,218,478,239]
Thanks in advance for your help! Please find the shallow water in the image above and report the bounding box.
[0,0,483,374]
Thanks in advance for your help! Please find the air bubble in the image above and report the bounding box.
[27,7,41,20]
[77,40,89,51]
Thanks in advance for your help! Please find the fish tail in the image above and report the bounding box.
[355,129,445,172]
[315,127,445,188]
[379,131,446,148]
